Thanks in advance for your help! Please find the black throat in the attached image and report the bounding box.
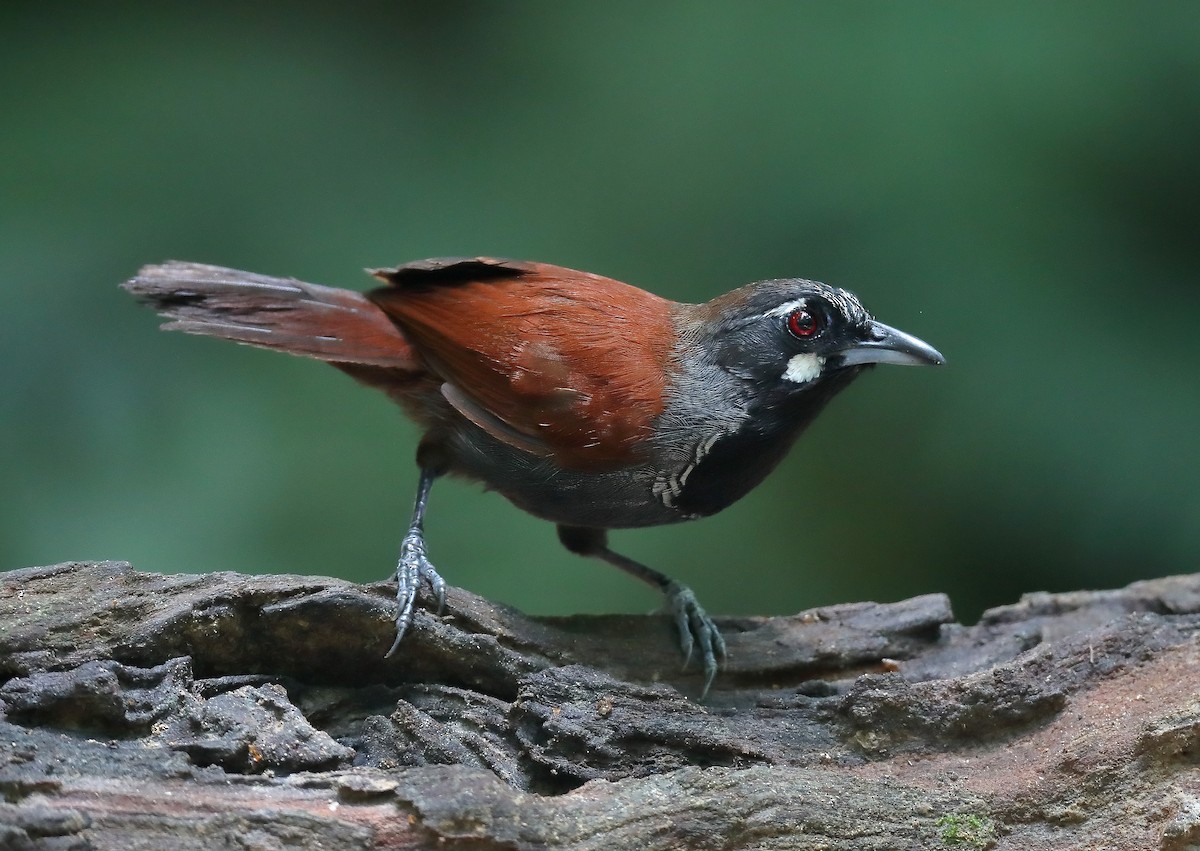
[672,367,865,518]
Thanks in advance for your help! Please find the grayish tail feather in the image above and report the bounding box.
[122,261,415,368]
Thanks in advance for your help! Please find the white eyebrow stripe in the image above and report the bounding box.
[764,298,809,318]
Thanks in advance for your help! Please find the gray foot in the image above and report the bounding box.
[665,581,727,697]
[385,527,446,657]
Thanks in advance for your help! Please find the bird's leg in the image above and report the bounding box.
[385,465,446,657]
[557,525,727,697]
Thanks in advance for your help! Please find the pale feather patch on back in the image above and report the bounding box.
[783,353,825,384]
[440,382,554,457]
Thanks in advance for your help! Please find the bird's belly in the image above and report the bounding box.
[445,433,685,529]
[499,466,688,529]
[443,423,797,529]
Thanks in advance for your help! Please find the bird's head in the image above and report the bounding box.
[694,278,944,405]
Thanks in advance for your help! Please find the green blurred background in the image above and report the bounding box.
[2,3,1197,625]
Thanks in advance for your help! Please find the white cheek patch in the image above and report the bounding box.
[783,352,825,384]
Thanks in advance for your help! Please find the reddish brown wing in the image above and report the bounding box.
[367,258,675,471]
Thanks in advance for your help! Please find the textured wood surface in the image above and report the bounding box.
[2,561,1199,849]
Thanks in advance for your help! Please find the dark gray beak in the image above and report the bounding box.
[838,320,945,367]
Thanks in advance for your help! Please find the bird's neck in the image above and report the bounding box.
[656,365,865,518]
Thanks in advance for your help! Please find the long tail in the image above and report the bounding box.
[122,261,417,369]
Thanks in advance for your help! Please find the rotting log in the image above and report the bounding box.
[1,561,1198,849]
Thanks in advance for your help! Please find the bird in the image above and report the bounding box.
[122,257,944,694]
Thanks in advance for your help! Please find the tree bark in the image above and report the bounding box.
[1,561,1198,849]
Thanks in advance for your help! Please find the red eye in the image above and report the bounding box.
[787,308,820,338]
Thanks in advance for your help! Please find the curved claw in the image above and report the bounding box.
[385,528,445,658]
[665,581,727,697]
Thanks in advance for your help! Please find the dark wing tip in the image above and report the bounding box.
[368,256,531,287]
